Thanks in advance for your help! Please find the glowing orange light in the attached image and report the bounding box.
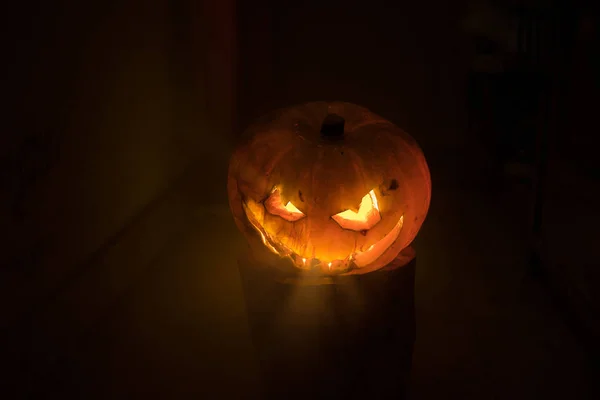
[353,215,404,267]
[242,190,405,272]
[252,221,279,255]
[243,202,280,255]
[265,187,305,221]
[332,189,381,230]
[284,201,302,214]
[370,190,379,211]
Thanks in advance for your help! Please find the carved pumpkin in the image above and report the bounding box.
[228,101,431,275]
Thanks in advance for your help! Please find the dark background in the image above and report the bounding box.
[2,0,599,398]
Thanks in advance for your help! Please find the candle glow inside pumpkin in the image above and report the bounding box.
[228,101,431,275]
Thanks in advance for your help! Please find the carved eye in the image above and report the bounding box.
[332,190,381,231]
[265,187,306,222]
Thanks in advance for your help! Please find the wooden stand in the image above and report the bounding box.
[239,248,416,399]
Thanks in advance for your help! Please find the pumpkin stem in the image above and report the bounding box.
[320,114,345,139]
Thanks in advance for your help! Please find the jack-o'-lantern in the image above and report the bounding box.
[228,102,431,275]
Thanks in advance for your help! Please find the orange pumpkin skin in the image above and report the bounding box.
[228,101,431,275]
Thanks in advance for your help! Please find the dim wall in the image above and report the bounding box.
[1,0,236,328]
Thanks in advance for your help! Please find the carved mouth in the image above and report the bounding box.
[242,201,404,274]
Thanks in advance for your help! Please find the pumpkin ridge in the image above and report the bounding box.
[228,101,431,275]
